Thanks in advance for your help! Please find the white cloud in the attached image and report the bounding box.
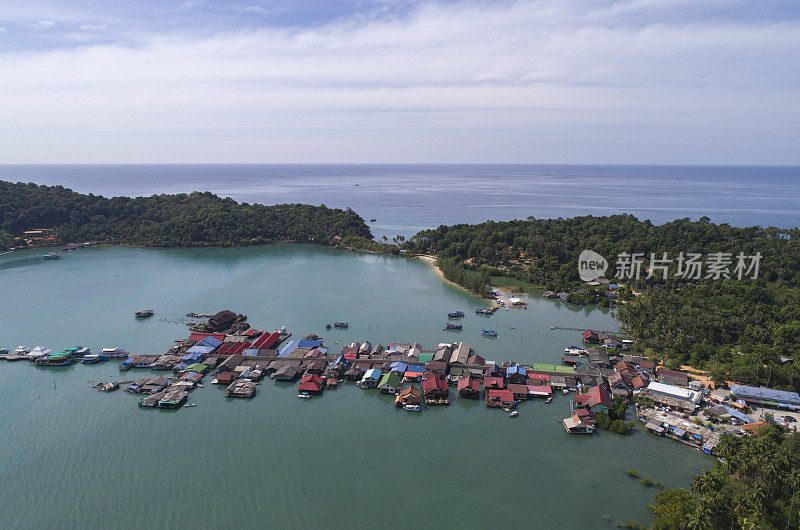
[0,0,798,163]
[79,24,109,32]
[38,19,55,27]
[183,0,207,9]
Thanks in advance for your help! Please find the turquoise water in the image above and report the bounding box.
[0,244,709,528]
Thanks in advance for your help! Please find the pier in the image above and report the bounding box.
[549,325,629,335]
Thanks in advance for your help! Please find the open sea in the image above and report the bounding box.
[1,164,797,528]
[0,164,799,237]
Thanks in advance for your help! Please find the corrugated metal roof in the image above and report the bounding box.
[278,340,300,357]
[731,385,800,406]
[647,381,702,403]
[722,405,756,424]
[529,363,576,374]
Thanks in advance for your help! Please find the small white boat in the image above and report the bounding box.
[403,404,421,411]
[508,410,519,417]
[297,393,312,399]
[186,403,197,407]
[81,353,107,364]
[101,347,129,359]
[14,345,30,354]
[545,397,553,404]
[562,388,570,395]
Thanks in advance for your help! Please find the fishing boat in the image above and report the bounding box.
[97,381,119,391]
[448,311,464,318]
[82,353,107,364]
[35,351,74,366]
[475,308,493,315]
[333,322,349,328]
[63,346,89,358]
[101,347,129,359]
[545,397,553,404]
[325,323,332,329]
[481,329,498,337]
[444,323,463,330]
[135,310,154,318]
[403,403,421,411]
[297,392,312,399]
[370,218,377,222]
[508,410,519,417]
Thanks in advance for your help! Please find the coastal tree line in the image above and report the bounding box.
[402,215,800,391]
[0,181,373,247]
[648,425,800,529]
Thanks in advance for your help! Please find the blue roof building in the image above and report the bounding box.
[731,385,800,410]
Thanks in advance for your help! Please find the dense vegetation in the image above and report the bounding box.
[594,396,635,434]
[404,215,800,388]
[649,425,800,529]
[0,181,372,247]
[437,256,490,295]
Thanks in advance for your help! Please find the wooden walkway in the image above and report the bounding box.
[549,326,628,335]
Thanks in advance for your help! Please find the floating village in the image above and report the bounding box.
[3,308,799,456]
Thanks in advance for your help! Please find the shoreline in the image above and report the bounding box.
[414,254,476,295]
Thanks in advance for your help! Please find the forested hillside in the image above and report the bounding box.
[0,181,373,247]
[404,215,800,387]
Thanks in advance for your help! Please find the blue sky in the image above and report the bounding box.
[1,0,799,163]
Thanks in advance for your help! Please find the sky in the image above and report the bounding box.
[0,0,799,164]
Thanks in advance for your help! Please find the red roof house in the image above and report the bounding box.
[483,376,505,390]
[485,389,515,407]
[422,374,449,397]
[573,385,612,414]
[298,374,324,394]
[457,376,481,398]
[582,330,600,343]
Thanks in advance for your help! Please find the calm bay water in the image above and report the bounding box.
[0,244,709,528]
[1,164,799,239]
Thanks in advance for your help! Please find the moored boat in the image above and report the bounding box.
[545,397,553,403]
[297,392,312,399]
[64,346,89,358]
[508,410,519,417]
[475,308,493,315]
[82,353,107,364]
[444,323,463,330]
[481,329,498,337]
[135,310,154,318]
[34,351,74,366]
[101,347,129,359]
[403,403,421,411]
[333,321,349,328]
[448,311,464,318]
[41,253,60,260]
